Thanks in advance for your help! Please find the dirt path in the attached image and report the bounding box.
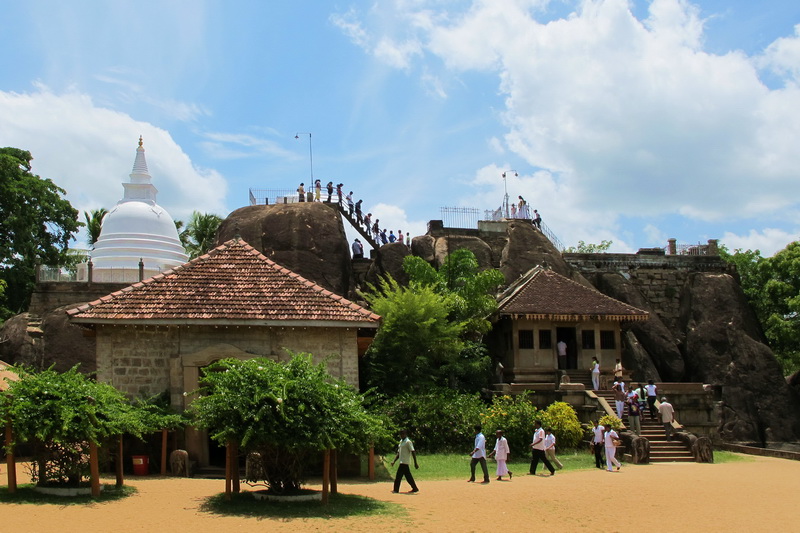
[2,456,796,532]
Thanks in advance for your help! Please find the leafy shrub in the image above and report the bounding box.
[479,393,540,456]
[599,414,623,430]
[191,354,390,493]
[378,387,483,453]
[540,402,583,449]
[2,366,143,487]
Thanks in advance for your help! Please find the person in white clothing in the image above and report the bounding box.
[646,380,658,420]
[487,429,512,481]
[557,340,568,370]
[590,358,601,391]
[612,381,626,419]
[658,397,676,441]
[591,420,605,469]
[604,426,622,472]
[529,420,556,476]
[468,424,490,483]
[543,428,563,469]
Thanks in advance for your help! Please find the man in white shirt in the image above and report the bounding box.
[646,380,658,420]
[591,420,605,469]
[468,424,490,483]
[557,340,567,369]
[391,429,419,493]
[658,397,676,441]
[529,420,555,476]
[543,427,563,469]
[487,429,512,481]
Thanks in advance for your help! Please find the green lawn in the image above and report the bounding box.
[379,450,598,481]
[378,449,752,480]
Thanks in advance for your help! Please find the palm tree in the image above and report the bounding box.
[83,208,108,248]
[182,211,223,259]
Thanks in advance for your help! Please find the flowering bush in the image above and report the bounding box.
[599,414,623,430]
[479,393,540,455]
[540,401,583,449]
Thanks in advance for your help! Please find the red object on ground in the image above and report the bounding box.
[132,455,149,476]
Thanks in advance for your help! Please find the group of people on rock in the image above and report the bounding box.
[507,196,542,229]
[296,180,342,203]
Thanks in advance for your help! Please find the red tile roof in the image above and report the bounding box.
[67,239,380,326]
[497,267,649,321]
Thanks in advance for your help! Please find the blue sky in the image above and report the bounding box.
[1,0,799,255]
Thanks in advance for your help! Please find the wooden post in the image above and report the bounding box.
[321,449,330,505]
[368,445,375,481]
[330,449,338,494]
[5,420,16,493]
[224,440,232,500]
[115,435,124,487]
[160,429,168,476]
[89,441,101,498]
[231,440,240,493]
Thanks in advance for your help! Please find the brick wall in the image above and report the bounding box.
[95,324,361,401]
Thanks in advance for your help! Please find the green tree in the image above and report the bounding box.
[0,148,81,314]
[404,249,505,337]
[181,211,223,259]
[361,277,466,395]
[1,366,144,487]
[191,354,389,494]
[83,208,108,247]
[564,240,613,253]
[721,243,800,375]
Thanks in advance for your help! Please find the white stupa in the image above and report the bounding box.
[91,137,189,281]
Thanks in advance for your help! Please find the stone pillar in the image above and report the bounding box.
[88,259,93,283]
[138,258,144,282]
[667,238,677,255]
[707,239,719,256]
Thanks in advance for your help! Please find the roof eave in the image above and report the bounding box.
[68,318,380,328]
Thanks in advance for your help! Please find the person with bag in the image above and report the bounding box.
[603,425,622,472]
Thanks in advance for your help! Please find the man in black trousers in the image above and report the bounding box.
[529,420,555,476]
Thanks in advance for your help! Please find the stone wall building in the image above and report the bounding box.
[67,238,380,466]
[490,266,649,385]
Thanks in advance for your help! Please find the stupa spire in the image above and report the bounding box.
[130,135,151,183]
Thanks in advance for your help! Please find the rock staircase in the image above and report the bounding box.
[591,386,695,463]
[330,201,380,250]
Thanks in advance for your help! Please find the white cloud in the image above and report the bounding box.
[200,132,297,160]
[338,0,800,246]
[366,202,427,240]
[0,86,228,244]
[721,228,798,257]
[758,23,800,85]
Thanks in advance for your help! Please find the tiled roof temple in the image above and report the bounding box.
[67,238,380,326]
[497,267,649,321]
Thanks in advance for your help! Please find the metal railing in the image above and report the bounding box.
[439,207,482,229]
[671,243,713,256]
[249,188,343,206]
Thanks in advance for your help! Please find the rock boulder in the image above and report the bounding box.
[217,203,352,296]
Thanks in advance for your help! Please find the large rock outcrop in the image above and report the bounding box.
[679,272,800,442]
[0,306,96,372]
[365,242,411,287]
[500,222,572,283]
[589,272,685,381]
[217,203,352,295]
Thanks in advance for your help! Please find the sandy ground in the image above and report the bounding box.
[1,456,797,532]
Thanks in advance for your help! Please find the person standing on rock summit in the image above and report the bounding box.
[297,182,305,202]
